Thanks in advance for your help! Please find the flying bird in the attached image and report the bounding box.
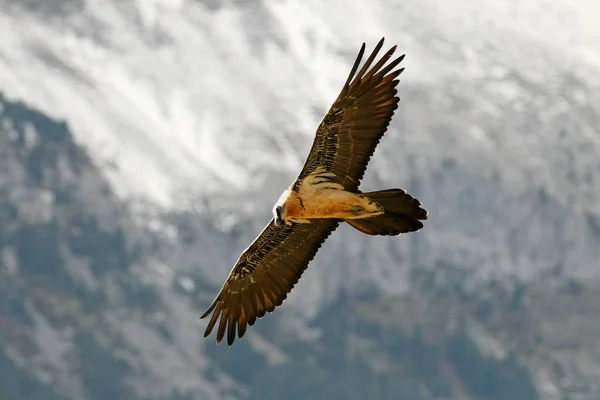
[201,37,428,346]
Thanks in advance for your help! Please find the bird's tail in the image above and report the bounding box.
[345,189,428,236]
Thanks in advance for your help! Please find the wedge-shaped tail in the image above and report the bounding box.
[345,189,428,236]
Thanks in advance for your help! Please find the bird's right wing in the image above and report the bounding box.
[201,218,339,346]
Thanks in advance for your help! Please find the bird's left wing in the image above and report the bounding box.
[297,37,405,191]
[201,219,339,345]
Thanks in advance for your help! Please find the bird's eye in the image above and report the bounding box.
[275,206,282,218]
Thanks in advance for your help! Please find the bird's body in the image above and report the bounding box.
[275,167,384,224]
[201,37,428,346]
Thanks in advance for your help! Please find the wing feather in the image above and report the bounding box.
[201,219,339,345]
[297,37,405,191]
[238,313,248,338]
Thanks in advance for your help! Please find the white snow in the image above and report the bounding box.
[1,0,597,209]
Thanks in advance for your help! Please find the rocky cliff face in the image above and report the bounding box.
[1,0,600,399]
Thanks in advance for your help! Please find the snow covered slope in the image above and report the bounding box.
[1,0,598,209]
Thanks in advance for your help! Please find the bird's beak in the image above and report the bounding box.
[274,217,283,226]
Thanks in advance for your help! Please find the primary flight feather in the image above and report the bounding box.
[201,37,428,346]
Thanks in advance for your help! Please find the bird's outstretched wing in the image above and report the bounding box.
[296,37,404,191]
[201,219,339,345]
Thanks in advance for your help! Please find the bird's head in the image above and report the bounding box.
[274,205,285,226]
[273,189,289,226]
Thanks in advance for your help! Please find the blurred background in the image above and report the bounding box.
[1,0,599,399]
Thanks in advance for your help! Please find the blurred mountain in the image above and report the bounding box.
[1,0,600,399]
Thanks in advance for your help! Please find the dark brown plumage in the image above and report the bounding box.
[346,189,427,235]
[201,219,339,345]
[201,37,427,346]
[296,37,404,191]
